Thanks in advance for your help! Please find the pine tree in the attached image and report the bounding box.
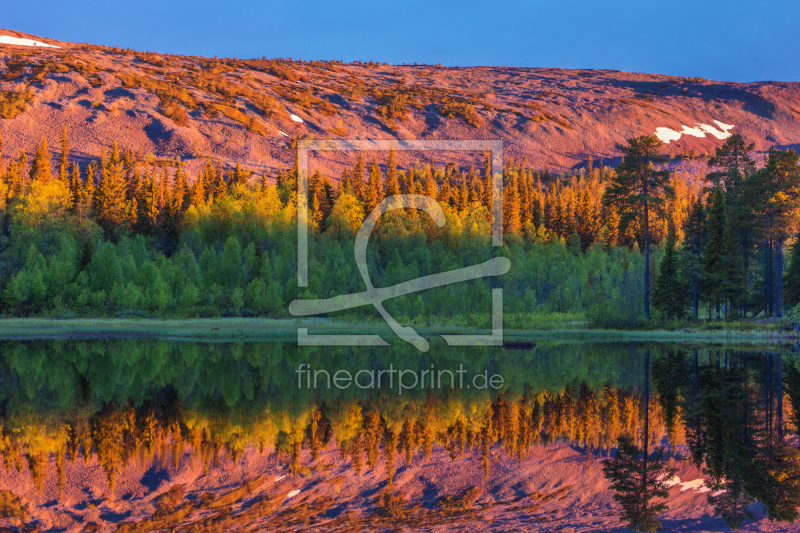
[653,223,685,318]
[758,149,800,316]
[29,138,52,183]
[483,151,493,217]
[59,127,70,183]
[603,136,672,320]
[784,229,800,309]
[352,152,366,200]
[366,158,383,213]
[720,216,744,317]
[703,186,726,318]
[706,133,755,198]
[94,144,128,233]
[339,164,352,194]
[384,148,400,197]
[190,170,205,207]
[603,376,676,532]
[680,196,706,320]
[503,172,521,234]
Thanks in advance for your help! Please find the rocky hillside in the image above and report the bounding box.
[1,30,800,179]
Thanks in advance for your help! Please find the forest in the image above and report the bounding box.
[0,130,798,328]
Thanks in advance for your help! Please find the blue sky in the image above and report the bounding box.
[3,0,797,82]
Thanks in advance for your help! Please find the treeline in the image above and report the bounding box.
[652,135,800,320]
[0,130,797,324]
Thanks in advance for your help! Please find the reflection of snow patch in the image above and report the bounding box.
[0,35,60,49]
[283,489,301,502]
[654,121,734,144]
[289,114,304,123]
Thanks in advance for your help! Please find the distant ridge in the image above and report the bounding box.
[1,30,799,179]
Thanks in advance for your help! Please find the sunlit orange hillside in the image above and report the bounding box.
[1,29,800,179]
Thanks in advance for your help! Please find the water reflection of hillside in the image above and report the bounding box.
[0,340,799,530]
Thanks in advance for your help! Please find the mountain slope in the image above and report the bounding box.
[1,31,799,178]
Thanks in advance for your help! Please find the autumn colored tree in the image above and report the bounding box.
[29,138,52,183]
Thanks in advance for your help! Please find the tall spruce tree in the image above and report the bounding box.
[703,186,726,318]
[603,136,673,319]
[760,149,800,317]
[384,147,400,197]
[679,196,705,320]
[29,138,52,183]
[784,229,800,309]
[653,223,684,318]
[59,127,70,183]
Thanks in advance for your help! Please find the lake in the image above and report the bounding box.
[0,337,797,531]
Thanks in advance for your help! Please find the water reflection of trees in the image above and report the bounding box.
[1,339,800,529]
[654,349,800,527]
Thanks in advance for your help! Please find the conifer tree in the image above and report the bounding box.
[603,136,672,319]
[703,186,726,318]
[69,162,82,211]
[758,149,800,316]
[339,165,352,194]
[29,138,52,183]
[59,127,69,183]
[352,152,366,200]
[680,197,706,320]
[720,218,744,317]
[366,158,383,213]
[603,350,676,533]
[653,223,684,318]
[190,170,206,207]
[706,133,755,197]
[94,144,128,233]
[483,152,493,217]
[384,148,400,197]
[784,229,800,309]
[424,165,437,200]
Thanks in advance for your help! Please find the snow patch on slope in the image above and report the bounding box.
[655,120,734,144]
[289,113,304,123]
[0,35,60,49]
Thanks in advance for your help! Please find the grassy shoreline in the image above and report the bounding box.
[0,317,796,346]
